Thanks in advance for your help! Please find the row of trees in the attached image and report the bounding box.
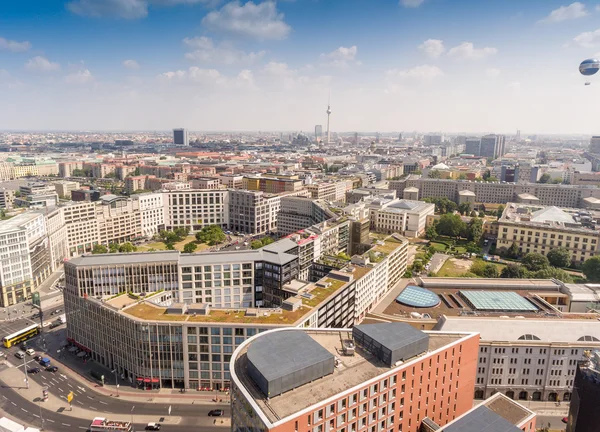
[251,236,275,249]
[92,242,137,254]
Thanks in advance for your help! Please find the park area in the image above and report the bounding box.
[436,258,506,277]
[137,235,212,252]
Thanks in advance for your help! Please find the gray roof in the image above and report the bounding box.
[263,238,298,254]
[442,406,522,432]
[247,330,334,382]
[67,251,181,266]
[530,206,575,224]
[353,323,427,352]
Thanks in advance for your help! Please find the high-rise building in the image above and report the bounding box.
[464,138,481,155]
[173,128,189,146]
[480,134,501,159]
[516,129,521,142]
[590,136,600,153]
[566,350,600,432]
[424,134,443,146]
[230,323,480,432]
[314,125,323,141]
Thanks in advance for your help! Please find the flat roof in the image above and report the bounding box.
[442,405,522,432]
[234,329,467,423]
[67,251,181,266]
[435,316,600,343]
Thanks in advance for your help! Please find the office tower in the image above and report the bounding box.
[497,135,506,157]
[480,134,501,159]
[230,323,479,432]
[173,128,189,146]
[566,350,600,432]
[398,133,402,142]
[465,138,481,155]
[314,125,323,141]
[355,132,359,144]
[500,165,518,183]
[590,136,600,153]
[516,129,521,141]
[424,135,443,146]
[326,103,332,144]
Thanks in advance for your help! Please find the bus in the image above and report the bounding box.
[2,324,40,348]
[89,417,132,432]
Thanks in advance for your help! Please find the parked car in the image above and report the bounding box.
[562,417,568,424]
[27,367,40,374]
[208,410,224,417]
[33,355,42,362]
[45,366,58,373]
[145,423,161,431]
[15,351,25,359]
[25,348,35,356]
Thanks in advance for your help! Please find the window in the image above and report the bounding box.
[518,334,540,341]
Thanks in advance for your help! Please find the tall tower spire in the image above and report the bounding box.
[326,91,332,144]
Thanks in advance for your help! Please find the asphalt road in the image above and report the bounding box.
[537,415,567,431]
[0,383,228,432]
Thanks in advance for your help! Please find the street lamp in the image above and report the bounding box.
[111,369,120,397]
[130,405,135,432]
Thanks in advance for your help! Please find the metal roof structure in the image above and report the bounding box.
[246,330,335,397]
[352,323,429,366]
[460,290,538,312]
[396,285,440,308]
[442,405,522,432]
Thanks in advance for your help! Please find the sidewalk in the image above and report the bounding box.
[0,368,183,425]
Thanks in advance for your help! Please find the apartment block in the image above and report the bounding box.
[14,182,58,208]
[277,197,336,236]
[124,175,157,194]
[53,180,80,199]
[230,323,479,432]
[0,188,15,209]
[389,176,600,207]
[306,181,349,202]
[436,316,600,404]
[12,164,39,178]
[131,192,165,237]
[243,175,304,194]
[496,203,600,264]
[164,189,229,231]
[0,162,14,181]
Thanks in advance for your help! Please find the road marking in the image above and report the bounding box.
[76,401,83,405]
[46,419,54,423]
[20,408,27,412]
[78,427,87,430]
[61,423,70,427]
[10,402,16,406]
[99,401,108,405]
[58,387,64,392]
[32,414,39,418]
[86,396,93,400]
[1,395,6,399]
[89,406,97,410]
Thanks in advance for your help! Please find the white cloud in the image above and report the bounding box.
[0,37,31,52]
[25,56,61,72]
[573,29,600,48]
[201,1,291,40]
[485,68,501,78]
[67,0,215,19]
[386,65,443,80]
[319,46,360,67]
[539,2,588,23]
[65,69,94,84]
[262,61,331,89]
[505,81,521,90]
[447,42,498,59]
[418,39,445,59]
[123,59,140,69]
[158,66,255,89]
[400,0,425,8]
[183,37,265,64]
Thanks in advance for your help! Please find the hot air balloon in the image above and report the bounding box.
[579,58,600,85]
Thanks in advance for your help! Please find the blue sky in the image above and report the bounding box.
[1,0,600,133]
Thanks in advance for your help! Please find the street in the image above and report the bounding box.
[537,415,567,431]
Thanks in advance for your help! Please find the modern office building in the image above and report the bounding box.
[388,176,600,207]
[63,235,408,391]
[173,128,189,146]
[496,203,600,264]
[589,136,600,154]
[435,316,600,403]
[131,192,166,237]
[424,135,443,146]
[230,323,479,432]
[464,138,481,156]
[315,125,323,141]
[480,135,499,159]
[566,350,600,432]
[14,182,59,208]
[164,189,229,232]
[277,197,335,236]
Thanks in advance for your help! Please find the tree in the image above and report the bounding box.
[118,242,136,253]
[505,242,520,259]
[428,170,441,179]
[582,256,600,282]
[531,267,573,283]
[466,218,483,243]
[521,252,549,272]
[425,225,438,240]
[412,261,424,272]
[457,173,468,180]
[547,248,572,268]
[104,172,116,179]
[134,167,141,176]
[262,237,274,246]
[183,242,197,253]
[465,242,481,254]
[538,173,551,184]
[458,202,471,216]
[482,264,499,278]
[500,264,529,279]
[195,225,226,246]
[436,214,466,238]
[159,156,167,160]
[109,243,119,253]
[92,244,108,254]
[251,240,263,249]
[496,205,505,219]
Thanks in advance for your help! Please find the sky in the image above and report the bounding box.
[1,0,600,134]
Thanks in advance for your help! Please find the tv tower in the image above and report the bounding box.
[326,93,332,144]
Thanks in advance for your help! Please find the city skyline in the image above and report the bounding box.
[1,0,600,133]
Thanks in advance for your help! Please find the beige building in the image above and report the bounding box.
[572,172,600,187]
[306,180,349,202]
[53,180,80,199]
[0,162,14,181]
[164,189,229,231]
[190,178,221,190]
[12,164,39,178]
[58,161,84,178]
[497,203,600,264]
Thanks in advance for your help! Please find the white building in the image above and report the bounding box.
[164,189,229,231]
[53,180,80,199]
[435,316,600,402]
[45,208,68,271]
[132,192,166,237]
[14,182,58,208]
